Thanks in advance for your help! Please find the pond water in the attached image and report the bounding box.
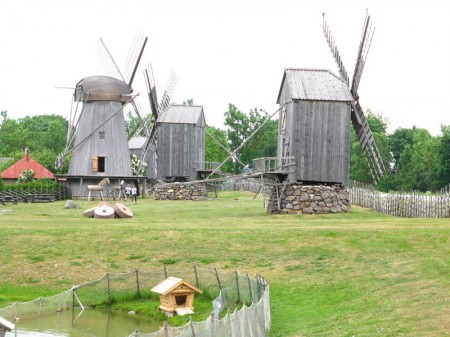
[5,308,162,337]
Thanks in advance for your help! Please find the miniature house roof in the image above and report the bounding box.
[151,277,202,295]
[0,316,14,331]
[74,75,132,103]
[157,105,205,127]
[0,150,54,179]
[276,68,354,103]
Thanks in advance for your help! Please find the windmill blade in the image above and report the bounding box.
[144,64,160,120]
[98,37,126,81]
[159,70,177,111]
[126,34,148,87]
[123,32,147,86]
[351,101,386,183]
[351,11,375,97]
[322,13,350,85]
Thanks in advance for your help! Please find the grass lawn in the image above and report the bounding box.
[0,191,449,336]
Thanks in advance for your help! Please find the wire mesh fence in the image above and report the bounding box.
[0,267,270,337]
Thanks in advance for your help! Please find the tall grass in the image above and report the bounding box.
[0,191,449,336]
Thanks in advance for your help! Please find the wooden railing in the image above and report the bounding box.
[194,161,222,172]
[253,157,296,174]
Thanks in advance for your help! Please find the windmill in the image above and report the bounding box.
[274,11,386,190]
[57,35,149,198]
[323,11,386,183]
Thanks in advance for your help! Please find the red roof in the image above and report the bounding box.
[0,152,54,179]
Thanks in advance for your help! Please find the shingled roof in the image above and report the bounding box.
[157,105,205,127]
[277,68,354,103]
[0,150,54,179]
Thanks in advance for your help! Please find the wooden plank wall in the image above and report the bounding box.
[68,101,132,177]
[157,123,204,181]
[286,101,350,185]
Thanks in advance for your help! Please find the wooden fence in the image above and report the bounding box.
[349,181,450,218]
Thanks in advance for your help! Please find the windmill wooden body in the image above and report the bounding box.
[277,68,353,186]
[56,36,149,199]
[262,12,386,214]
[273,12,385,187]
[156,105,206,182]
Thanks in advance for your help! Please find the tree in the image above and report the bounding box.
[438,125,450,188]
[224,104,277,173]
[204,126,233,173]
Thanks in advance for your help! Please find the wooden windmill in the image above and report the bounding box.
[275,12,386,187]
[58,36,148,198]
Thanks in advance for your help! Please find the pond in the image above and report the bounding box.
[5,307,162,337]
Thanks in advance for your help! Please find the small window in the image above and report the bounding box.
[99,131,105,139]
[92,156,106,173]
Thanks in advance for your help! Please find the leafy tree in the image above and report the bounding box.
[388,127,415,172]
[183,98,194,105]
[438,125,450,188]
[204,126,233,173]
[224,104,277,173]
[0,115,68,156]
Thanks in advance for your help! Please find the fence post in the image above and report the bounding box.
[189,317,196,337]
[247,273,253,303]
[164,265,168,279]
[164,321,170,337]
[194,265,199,288]
[135,269,140,298]
[106,272,111,305]
[210,312,216,337]
[214,267,222,291]
[235,270,241,303]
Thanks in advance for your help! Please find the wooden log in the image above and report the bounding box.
[94,205,115,219]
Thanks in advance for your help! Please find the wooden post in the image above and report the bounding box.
[247,273,253,303]
[235,270,241,303]
[189,317,196,337]
[164,265,168,279]
[214,267,222,291]
[194,265,199,288]
[135,269,140,297]
[164,321,169,337]
[106,272,111,305]
[210,312,215,337]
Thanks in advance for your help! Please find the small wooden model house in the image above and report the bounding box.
[151,277,202,316]
[0,316,14,337]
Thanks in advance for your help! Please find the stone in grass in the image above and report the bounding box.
[64,200,80,209]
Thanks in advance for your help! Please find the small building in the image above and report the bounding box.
[0,148,54,184]
[151,277,202,316]
[156,105,206,182]
[0,316,14,337]
[276,68,353,186]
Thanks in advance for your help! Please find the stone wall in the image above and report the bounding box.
[153,182,208,200]
[267,184,351,214]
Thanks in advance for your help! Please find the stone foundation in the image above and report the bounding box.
[153,182,208,201]
[267,184,351,214]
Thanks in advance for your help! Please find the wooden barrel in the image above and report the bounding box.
[94,205,115,219]
[114,202,133,218]
[83,207,96,217]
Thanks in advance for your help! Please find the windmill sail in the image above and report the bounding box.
[323,12,386,183]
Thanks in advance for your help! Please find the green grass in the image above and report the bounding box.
[0,191,449,336]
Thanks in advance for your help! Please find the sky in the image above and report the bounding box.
[1,0,450,136]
